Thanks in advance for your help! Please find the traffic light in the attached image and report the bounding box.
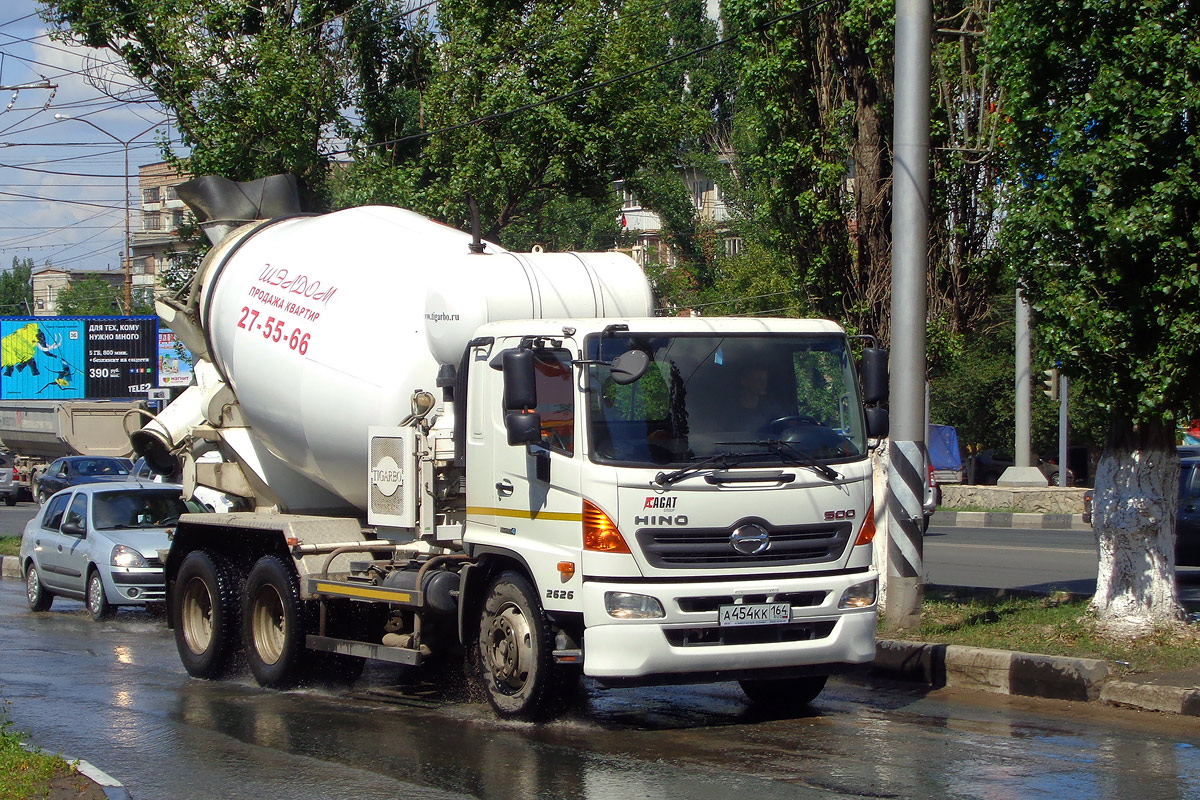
[1042,368,1060,401]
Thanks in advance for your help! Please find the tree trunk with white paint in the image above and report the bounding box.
[1090,419,1184,635]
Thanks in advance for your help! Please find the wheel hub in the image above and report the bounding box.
[487,605,531,689]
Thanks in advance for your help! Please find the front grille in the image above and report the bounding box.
[664,621,837,647]
[677,591,827,613]
[637,520,852,569]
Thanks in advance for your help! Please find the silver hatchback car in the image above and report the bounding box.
[20,482,205,620]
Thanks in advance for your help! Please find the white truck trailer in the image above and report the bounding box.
[136,175,889,719]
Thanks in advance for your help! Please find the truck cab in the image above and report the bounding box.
[456,317,880,711]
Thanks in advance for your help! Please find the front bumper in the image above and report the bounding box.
[106,567,166,604]
[579,571,877,682]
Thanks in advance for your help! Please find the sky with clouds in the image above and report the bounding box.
[0,0,182,297]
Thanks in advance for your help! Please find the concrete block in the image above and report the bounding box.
[944,646,1013,693]
[1101,681,1200,715]
[0,555,19,579]
[873,640,946,686]
[1010,652,1108,702]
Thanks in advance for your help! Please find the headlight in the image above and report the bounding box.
[111,545,147,568]
[838,579,877,609]
[604,591,665,620]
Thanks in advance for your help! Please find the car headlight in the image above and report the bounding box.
[838,579,878,609]
[604,591,665,620]
[111,545,147,568]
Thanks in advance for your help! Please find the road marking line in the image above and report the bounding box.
[927,542,1094,554]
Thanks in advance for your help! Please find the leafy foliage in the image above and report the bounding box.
[54,276,123,316]
[990,0,1200,426]
[0,257,35,316]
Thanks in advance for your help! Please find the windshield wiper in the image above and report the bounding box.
[653,452,766,487]
[717,439,841,481]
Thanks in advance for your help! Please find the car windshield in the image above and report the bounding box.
[74,458,130,476]
[91,489,200,530]
[585,333,868,468]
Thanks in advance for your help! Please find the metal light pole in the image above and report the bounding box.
[884,0,933,633]
[54,114,161,313]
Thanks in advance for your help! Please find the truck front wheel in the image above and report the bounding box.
[174,550,241,679]
[242,555,309,688]
[739,675,828,709]
[477,571,562,720]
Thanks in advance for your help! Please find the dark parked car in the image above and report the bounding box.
[35,456,132,505]
[1176,457,1200,567]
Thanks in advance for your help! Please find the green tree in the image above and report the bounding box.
[0,257,35,316]
[336,0,720,249]
[55,277,123,316]
[714,0,1004,341]
[42,0,369,209]
[991,0,1200,632]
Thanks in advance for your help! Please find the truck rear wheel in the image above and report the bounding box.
[739,675,827,708]
[477,571,562,720]
[242,555,309,688]
[174,550,241,679]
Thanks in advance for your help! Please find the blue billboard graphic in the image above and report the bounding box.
[0,316,158,400]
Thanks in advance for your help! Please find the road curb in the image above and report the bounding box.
[875,639,1199,714]
[20,744,132,800]
[0,554,17,579]
[931,510,1091,530]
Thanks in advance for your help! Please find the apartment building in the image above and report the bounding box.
[615,168,741,267]
[130,161,193,302]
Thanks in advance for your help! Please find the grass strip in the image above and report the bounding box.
[0,537,18,558]
[0,702,95,800]
[886,589,1200,676]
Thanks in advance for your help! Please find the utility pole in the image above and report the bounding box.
[999,288,1048,486]
[53,115,161,313]
[884,0,932,633]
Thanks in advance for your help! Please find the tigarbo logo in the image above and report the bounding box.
[372,456,403,496]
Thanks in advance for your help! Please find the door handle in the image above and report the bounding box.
[496,479,514,497]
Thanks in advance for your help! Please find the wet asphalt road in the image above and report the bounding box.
[4,581,1200,799]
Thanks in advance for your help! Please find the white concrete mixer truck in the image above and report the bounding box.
[137,174,890,719]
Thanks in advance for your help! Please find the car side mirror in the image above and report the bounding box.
[609,350,650,385]
[866,407,889,439]
[505,411,543,446]
[61,520,85,538]
[860,348,888,405]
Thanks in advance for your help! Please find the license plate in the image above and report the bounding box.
[718,602,791,627]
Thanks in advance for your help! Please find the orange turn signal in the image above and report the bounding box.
[854,502,877,546]
[557,561,576,579]
[583,500,631,553]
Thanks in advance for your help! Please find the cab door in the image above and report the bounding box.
[486,341,584,572]
[36,492,86,592]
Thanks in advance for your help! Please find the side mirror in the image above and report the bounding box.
[502,349,537,411]
[61,520,85,538]
[866,407,889,439]
[860,348,889,406]
[505,411,542,446]
[609,350,650,385]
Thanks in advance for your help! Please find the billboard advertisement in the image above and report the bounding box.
[158,329,194,387]
[0,316,158,400]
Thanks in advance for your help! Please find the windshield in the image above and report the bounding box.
[92,489,201,530]
[586,333,868,467]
